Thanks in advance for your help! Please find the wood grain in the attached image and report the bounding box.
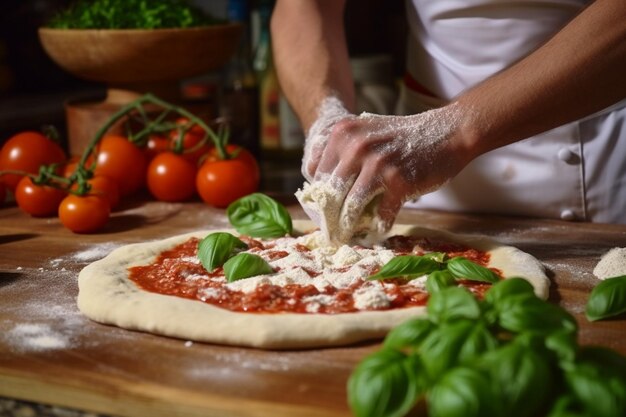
[1,198,626,417]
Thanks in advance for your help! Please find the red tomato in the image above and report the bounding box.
[203,144,259,172]
[14,176,67,217]
[0,131,66,192]
[196,158,259,208]
[147,152,197,202]
[58,194,110,233]
[71,175,120,209]
[0,183,5,206]
[93,135,147,197]
[169,118,212,164]
[144,134,171,161]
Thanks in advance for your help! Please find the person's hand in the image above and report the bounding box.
[302,96,353,182]
[298,103,472,243]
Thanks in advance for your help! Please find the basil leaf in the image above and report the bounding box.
[197,232,247,272]
[383,318,435,351]
[479,342,552,417]
[457,321,499,364]
[484,277,536,307]
[427,287,481,324]
[227,193,293,238]
[223,253,273,283]
[498,293,578,335]
[545,329,578,366]
[427,366,497,417]
[447,257,500,284]
[419,319,476,379]
[369,255,441,281]
[426,270,456,294]
[585,275,626,321]
[564,348,626,417]
[423,251,447,263]
[348,348,423,417]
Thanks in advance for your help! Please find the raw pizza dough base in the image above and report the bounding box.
[77,220,549,349]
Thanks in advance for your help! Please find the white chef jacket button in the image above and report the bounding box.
[557,148,578,164]
[560,209,576,221]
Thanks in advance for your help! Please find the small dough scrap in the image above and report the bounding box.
[593,247,626,280]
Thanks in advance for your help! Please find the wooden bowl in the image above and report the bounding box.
[38,25,242,84]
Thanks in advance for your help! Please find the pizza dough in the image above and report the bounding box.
[593,247,626,280]
[77,220,549,349]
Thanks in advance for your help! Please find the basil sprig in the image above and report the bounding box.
[227,193,293,238]
[197,232,247,272]
[223,253,273,283]
[368,254,499,285]
[347,278,626,417]
[585,275,626,321]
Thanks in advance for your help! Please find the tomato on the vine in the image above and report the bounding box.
[93,135,147,197]
[58,194,110,233]
[147,152,197,202]
[71,175,120,209]
[196,157,259,208]
[169,117,212,164]
[144,134,171,161]
[203,144,259,172]
[0,131,66,191]
[14,176,67,217]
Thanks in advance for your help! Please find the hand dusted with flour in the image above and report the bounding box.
[297,97,467,244]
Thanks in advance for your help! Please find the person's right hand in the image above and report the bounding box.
[298,98,474,244]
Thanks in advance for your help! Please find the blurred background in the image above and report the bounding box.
[0,0,406,168]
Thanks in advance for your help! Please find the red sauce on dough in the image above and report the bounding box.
[128,234,499,315]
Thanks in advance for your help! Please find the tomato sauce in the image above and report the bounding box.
[128,234,499,315]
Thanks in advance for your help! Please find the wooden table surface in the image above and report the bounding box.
[1,194,625,417]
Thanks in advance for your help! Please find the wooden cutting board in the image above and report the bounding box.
[1,200,626,417]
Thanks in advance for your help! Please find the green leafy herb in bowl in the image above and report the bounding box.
[47,0,224,29]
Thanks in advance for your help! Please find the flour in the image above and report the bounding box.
[205,231,398,311]
[7,323,70,351]
[593,247,626,280]
[72,242,121,262]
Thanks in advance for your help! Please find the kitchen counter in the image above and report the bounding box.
[1,193,626,417]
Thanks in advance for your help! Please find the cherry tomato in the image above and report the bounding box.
[0,183,5,206]
[0,131,66,192]
[71,175,120,209]
[14,176,67,217]
[147,152,197,202]
[58,194,110,233]
[196,158,259,208]
[169,118,212,164]
[93,135,147,197]
[144,134,171,161]
[203,144,259,173]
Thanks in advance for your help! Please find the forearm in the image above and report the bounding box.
[271,0,355,131]
[455,0,626,158]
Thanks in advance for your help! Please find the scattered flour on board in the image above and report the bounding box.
[593,247,626,280]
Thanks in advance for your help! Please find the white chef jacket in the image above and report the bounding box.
[398,0,626,224]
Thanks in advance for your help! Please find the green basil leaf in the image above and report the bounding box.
[369,255,441,281]
[427,366,497,417]
[223,253,273,283]
[484,277,536,307]
[197,232,248,272]
[383,318,435,351]
[227,193,293,238]
[545,329,578,366]
[585,275,626,321]
[457,321,499,364]
[423,251,447,263]
[427,287,481,324]
[347,348,423,417]
[419,319,476,379]
[498,294,578,335]
[447,257,500,283]
[564,347,626,417]
[479,342,552,417]
[546,395,591,417]
[425,270,456,294]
